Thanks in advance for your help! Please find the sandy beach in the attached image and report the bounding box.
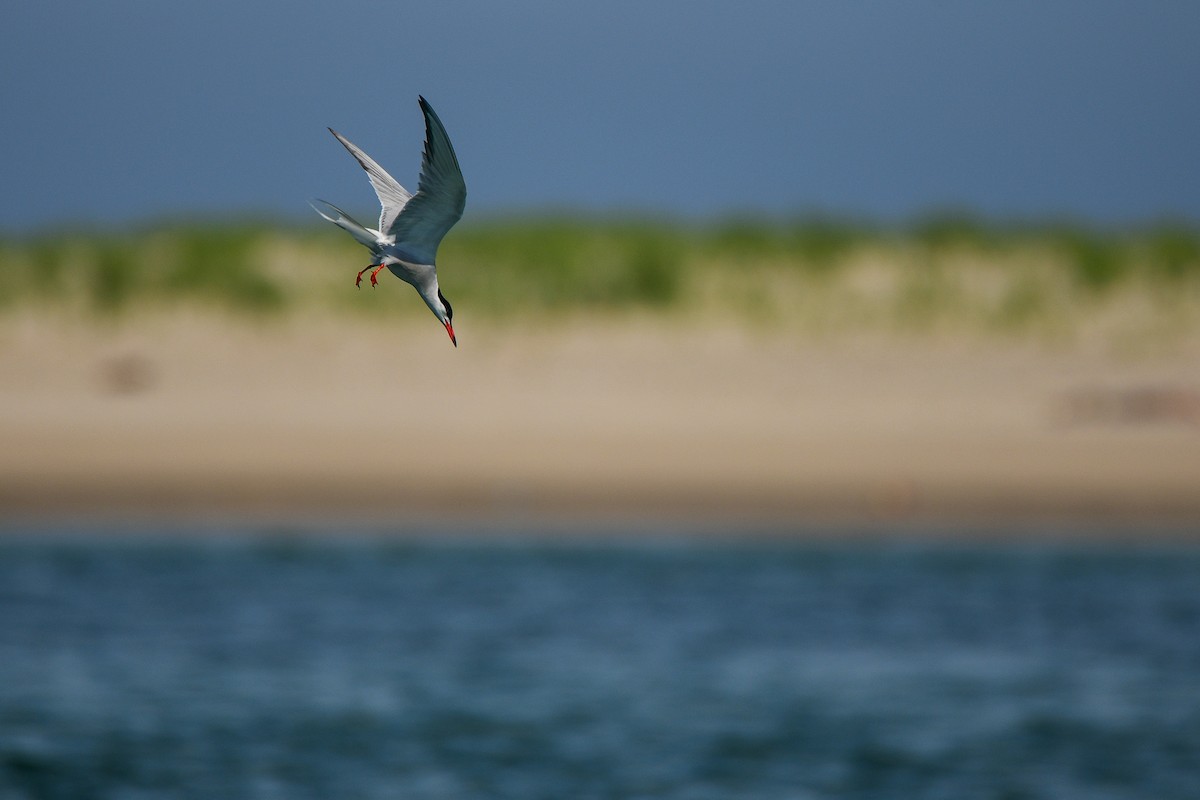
[1,311,1198,532]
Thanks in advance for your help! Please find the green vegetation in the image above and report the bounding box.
[2,216,1198,341]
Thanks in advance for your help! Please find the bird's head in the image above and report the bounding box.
[437,289,457,347]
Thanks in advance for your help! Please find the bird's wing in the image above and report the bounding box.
[327,128,413,235]
[386,96,467,265]
[310,198,381,251]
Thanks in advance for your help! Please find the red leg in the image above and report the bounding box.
[355,264,377,288]
[369,263,389,287]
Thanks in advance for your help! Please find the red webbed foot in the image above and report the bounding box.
[369,263,388,288]
[355,264,378,289]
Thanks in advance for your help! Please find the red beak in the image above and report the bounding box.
[444,320,457,347]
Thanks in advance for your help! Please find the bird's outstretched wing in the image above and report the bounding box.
[327,128,414,235]
[386,96,467,265]
[309,198,380,251]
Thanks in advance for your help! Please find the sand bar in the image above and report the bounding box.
[2,313,1198,533]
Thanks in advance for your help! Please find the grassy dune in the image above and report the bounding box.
[2,216,1198,345]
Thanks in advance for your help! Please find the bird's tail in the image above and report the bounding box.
[309,199,379,250]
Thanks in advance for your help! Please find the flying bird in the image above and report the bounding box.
[311,96,466,346]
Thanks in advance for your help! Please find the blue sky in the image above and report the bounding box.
[2,2,1198,232]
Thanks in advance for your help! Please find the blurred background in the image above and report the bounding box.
[2,1,1199,228]
[2,2,1199,798]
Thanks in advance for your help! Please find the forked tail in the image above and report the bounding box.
[309,199,380,250]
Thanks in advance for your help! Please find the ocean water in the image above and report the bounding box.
[1,526,1198,800]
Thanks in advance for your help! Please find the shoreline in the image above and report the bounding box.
[3,313,1198,536]
[4,477,1200,538]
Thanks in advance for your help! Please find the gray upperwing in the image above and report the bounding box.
[327,128,414,235]
[385,96,467,265]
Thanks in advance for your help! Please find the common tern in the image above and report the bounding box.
[311,96,466,346]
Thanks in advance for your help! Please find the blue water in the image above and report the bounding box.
[1,527,1198,800]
